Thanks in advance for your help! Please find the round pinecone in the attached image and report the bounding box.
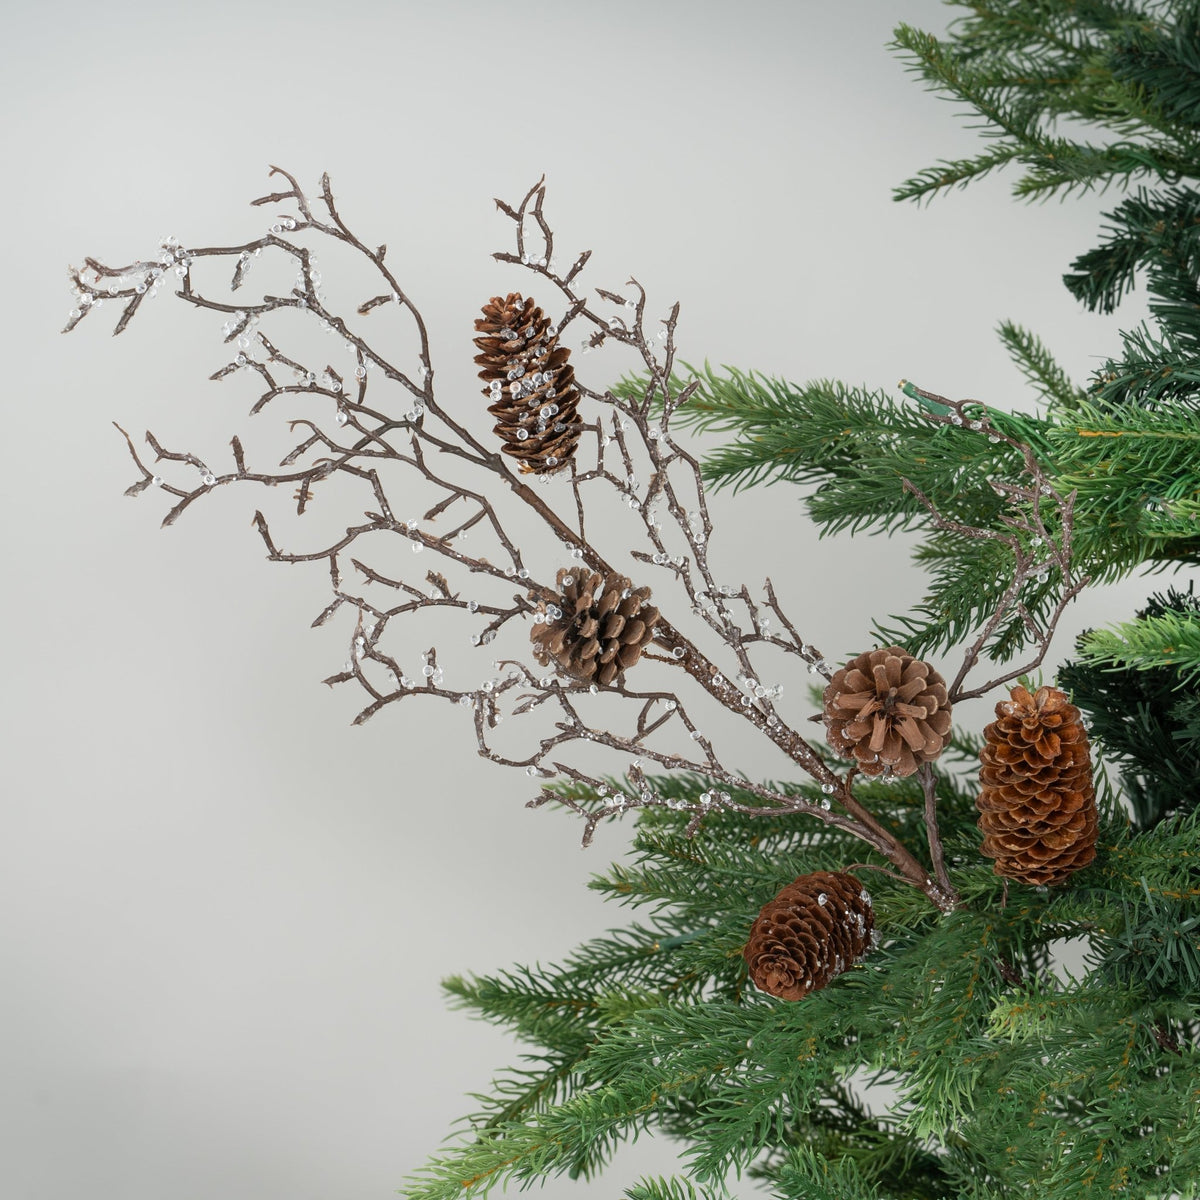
[530,569,658,687]
[823,646,952,778]
[976,684,1098,887]
[744,871,874,1001]
[473,293,580,474]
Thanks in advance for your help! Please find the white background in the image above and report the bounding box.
[1,2,1162,1197]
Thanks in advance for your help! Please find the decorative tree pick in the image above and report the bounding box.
[63,168,1090,912]
[977,684,1098,886]
[744,871,875,1001]
[473,292,580,473]
[823,646,952,778]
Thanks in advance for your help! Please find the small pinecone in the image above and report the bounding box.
[530,569,658,687]
[977,684,1098,886]
[823,646,952,778]
[744,872,874,1001]
[473,293,580,474]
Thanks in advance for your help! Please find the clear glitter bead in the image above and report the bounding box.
[671,647,685,659]
[151,475,163,486]
[335,410,349,426]
[422,664,435,678]
[411,542,423,554]
[201,473,216,486]
[817,892,828,906]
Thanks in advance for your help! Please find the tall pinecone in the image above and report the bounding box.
[823,646,952,778]
[977,684,1098,886]
[744,872,874,1001]
[530,569,658,687]
[473,294,580,474]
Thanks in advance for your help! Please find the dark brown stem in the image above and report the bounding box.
[917,763,958,906]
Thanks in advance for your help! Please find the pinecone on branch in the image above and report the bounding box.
[473,293,580,474]
[530,569,658,687]
[744,871,875,1001]
[823,646,952,778]
[977,684,1098,887]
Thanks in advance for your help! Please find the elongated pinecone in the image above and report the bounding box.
[473,294,580,473]
[977,684,1098,886]
[530,569,658,687]
[744,872,874,1001]
[823,646,952,778]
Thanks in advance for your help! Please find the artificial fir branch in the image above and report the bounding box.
[891,6,1200,206]
[995,320,1088,411]
[1061,585,1200,827]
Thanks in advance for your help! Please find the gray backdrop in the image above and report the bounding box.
[2,2,1157,1197]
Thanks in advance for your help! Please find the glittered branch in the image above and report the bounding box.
[67,170,1043,913]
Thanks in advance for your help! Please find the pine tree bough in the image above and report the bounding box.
[66,169,1092,914]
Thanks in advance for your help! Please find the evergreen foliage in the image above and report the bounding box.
[412,767,1200,1199]
[414,3,1200,1197]
[1060,585,1200,827]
